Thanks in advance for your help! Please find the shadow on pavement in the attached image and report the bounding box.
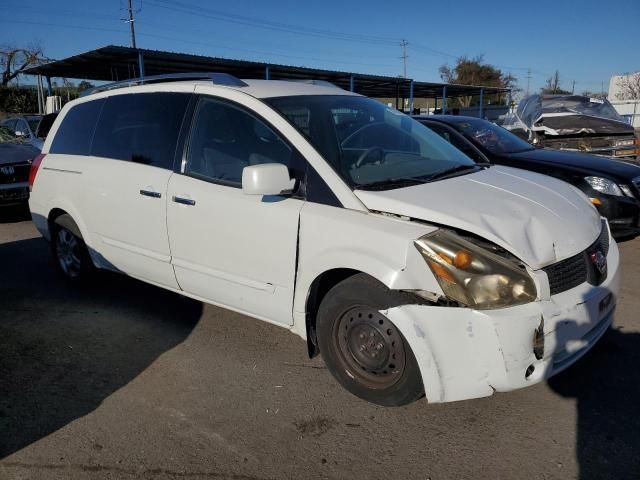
[0,236,202,458]
[549,319,640,479]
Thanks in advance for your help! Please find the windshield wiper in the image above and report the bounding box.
[425,164,481,182]
[356,177,426,191]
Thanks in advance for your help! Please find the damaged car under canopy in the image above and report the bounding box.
[502,94,638,159]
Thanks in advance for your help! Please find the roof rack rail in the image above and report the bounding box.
[82,72,248,96]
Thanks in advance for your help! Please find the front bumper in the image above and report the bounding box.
[383,237,620,403]
[0,182,29,206]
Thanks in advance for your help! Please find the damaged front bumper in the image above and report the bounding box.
[382,239,620,403]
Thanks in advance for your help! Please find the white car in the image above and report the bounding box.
[28,74,619,406]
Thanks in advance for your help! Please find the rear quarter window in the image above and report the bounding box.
[91,92,190,170]
[50,99,105,155]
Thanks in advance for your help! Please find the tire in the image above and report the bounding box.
[51,215,94,282]
[316,273,425,406]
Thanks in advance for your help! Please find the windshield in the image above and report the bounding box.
[26,116,42,133]
[542,96,625,122]
[266,95,476,188]
[0,126,22,145]
[450,118,534,154]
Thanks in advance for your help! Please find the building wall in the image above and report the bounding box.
[609,73,640,128]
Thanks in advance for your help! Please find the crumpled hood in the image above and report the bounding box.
[354,166,602,269]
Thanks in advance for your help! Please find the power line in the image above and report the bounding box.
[145,0,399,46]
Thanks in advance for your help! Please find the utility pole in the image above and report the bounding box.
[400,39,408,79]
[571,80,575,94]
[526,67,531,96]
[127,0,137,49]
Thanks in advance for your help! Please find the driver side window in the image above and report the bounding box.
[186,98,294,187]
[426,123,486,163]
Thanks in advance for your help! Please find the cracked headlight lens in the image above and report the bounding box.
[414,230,537,309]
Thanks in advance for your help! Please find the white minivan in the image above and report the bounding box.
[29,74,619,406]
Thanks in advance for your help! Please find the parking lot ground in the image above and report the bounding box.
[1,207,639,480]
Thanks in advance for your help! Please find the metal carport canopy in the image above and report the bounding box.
[25,45,509,101]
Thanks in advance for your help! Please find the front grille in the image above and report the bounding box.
[543,220,609,296]
[598,222,610,256]
[0,162,30,185]
[544,252,588,295]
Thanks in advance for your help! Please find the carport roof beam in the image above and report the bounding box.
[24,45,510,103]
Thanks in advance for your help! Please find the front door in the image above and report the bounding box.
[167,96,304,326]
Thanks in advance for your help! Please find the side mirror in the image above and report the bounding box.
[242,163,295,196]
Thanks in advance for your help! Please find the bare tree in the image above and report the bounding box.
[0,44,46,86]
[615,73,640,100]
[541,70,571,95]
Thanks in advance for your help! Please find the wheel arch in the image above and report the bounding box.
[303,268,362,358]
[302,268,428,358]
[48,208,82,239]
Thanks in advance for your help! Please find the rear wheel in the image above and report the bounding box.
[51,216,93,281]
[316,274,424,406]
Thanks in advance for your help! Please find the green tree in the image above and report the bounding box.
[439,55,516,107]
[77,80,95,92]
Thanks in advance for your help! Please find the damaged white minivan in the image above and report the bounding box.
[29,74,619,406]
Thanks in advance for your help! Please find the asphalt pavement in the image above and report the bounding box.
[1,204,639,480]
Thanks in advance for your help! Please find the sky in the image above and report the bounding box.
[1,0,639,96]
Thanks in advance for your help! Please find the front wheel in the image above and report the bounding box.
[316,274,424,406]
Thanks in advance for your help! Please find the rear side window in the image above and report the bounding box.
[50,99,105,155]
[91,93,190,169]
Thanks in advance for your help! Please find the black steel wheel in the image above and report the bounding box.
[334,306,406,390]
[317,274,424,406]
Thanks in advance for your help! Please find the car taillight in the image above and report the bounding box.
[28,153,45,191]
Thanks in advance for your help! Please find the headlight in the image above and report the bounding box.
[414,230,537,309]
[614,138,635,147]
[585,176,624,197]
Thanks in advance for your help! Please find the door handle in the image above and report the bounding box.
[140,189,161,198]
[172,195,196,206]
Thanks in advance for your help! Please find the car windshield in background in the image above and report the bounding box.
[541,96,625,123]
[450,118,534,154]
[0,126,22,144]
[266,95,476,189]
[26,116,42,133]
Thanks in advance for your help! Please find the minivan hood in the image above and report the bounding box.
[354,166,601,269]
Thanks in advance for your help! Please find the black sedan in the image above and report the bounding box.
[414,115,640,239]
[0,126,39,207]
